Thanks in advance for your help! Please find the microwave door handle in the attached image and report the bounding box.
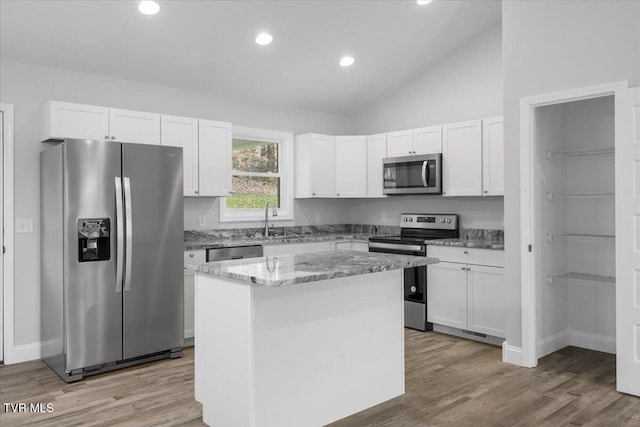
[421,160,428,187]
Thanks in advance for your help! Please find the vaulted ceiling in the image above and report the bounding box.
[0,0,501,115]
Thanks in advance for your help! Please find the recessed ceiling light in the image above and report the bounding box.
[416,0,433,5]
[138,1,160,15]
[255,32,273,46]
[339,56,355,67]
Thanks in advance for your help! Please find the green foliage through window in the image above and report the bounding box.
[227,138,280,209]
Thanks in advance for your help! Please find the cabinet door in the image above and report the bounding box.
[413,125,442,154]
[198,119,232,197]
[386,130,413,157]
[427,262,468,329]
[263,241,334,256]
[109,108,161,145]
[336,136,367,197]
[161,115,199,196]
[442,120,482,196]
[467,265,505,338]
[47,101,109,141]
[482,117,504,196]
[366,133,387,198]
[309,134,336,197]
[184,271,195,339]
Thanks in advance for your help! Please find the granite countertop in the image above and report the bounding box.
[184,224,398,251]
[187,250,439,287]
[425,238,504,251]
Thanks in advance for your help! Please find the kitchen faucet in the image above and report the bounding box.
[264,200,278,237]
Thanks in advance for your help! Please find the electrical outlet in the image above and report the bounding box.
[16,218,34,233]
[381,213,388,223]
[199,215,206,227]
[315,213,321,224]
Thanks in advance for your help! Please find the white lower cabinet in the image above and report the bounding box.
[427,262,468,329]
[263,241,334,256]
[427,247,505,338]
[334,240,369,252]
[184,250,206,340]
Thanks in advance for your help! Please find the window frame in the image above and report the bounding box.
[219,126,294,222]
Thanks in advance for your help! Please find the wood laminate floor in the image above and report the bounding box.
[1,330,639,426]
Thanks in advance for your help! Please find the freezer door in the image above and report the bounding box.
[122,143,184,359]
[63,139,123,371]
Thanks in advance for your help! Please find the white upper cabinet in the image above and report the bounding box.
[198,120,232,197]
[366,133,387,198]
[109,108,160,145]
[481,117,504,196]
[442,119,483,196]
[161,115,199,196]
[386,126,442,157]
[412,125,442,154]
[386,130,413,157]
[295,133,336,198]
[335,135,367,198]
[41,101,160,145]
[42,101,109,142]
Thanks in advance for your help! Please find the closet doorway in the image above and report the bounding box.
[520,82,640,397]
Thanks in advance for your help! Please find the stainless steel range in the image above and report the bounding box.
[369,213,459,331]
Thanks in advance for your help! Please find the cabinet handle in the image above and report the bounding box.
[195,190,199,194]
[408,151,412,154]
[105,134,109,140]
[484,190,488,194]
[463,250,468,254]
[467,267,471,271]
[312,192,316,196]
[337,193,340,197]
[111,136,116,140]
[461,266,465,270]
[189,253,194,258]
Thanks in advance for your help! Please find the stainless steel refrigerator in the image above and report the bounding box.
[41,139,184,382]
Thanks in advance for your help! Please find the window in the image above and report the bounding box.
[219,127,294,222]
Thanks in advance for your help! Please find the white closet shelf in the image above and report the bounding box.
[545,191,615,200]
[545,147,614,158]
[546,272,616,286]
[546,233,615,243]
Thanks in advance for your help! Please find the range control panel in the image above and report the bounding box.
[400,213,458,230]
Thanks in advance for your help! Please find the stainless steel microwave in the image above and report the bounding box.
[383,153,442,195]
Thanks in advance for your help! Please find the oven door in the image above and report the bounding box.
[382,154,441,195]
[368,241,426,256]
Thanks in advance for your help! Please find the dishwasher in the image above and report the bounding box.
[206,245,263,262]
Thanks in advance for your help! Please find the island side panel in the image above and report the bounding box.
[195,274,255,427]
[252,270,404,427]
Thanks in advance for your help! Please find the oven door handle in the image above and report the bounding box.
[369,242,425,252]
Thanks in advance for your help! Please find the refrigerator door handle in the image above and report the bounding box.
[115,177,124,293]
[123,176,133,292]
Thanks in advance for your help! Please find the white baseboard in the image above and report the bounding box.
[570,330,616,354]
[502,342,525,366]
[537,330,570,359]
[6,341,42,364]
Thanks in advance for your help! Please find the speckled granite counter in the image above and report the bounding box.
[425,238,504,250]
[188,250,439,286]
[184,224,399,250]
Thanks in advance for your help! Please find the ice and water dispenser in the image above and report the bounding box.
[77,218,110,262]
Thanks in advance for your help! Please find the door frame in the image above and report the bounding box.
[1,103,15,364]
[519,81,627,368]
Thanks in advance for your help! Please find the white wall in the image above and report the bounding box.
[352,24,502,133]
[348,196,503,230]
[503,0,640,349]
[0,59,353,350]
[350,24,504,231]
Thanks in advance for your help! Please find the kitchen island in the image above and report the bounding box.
[188,250,438,427]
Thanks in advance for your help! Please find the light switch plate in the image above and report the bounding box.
[315,213,321,224]
[199,215,206,227]
[381,213,388,223]
[16,218,34,233]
